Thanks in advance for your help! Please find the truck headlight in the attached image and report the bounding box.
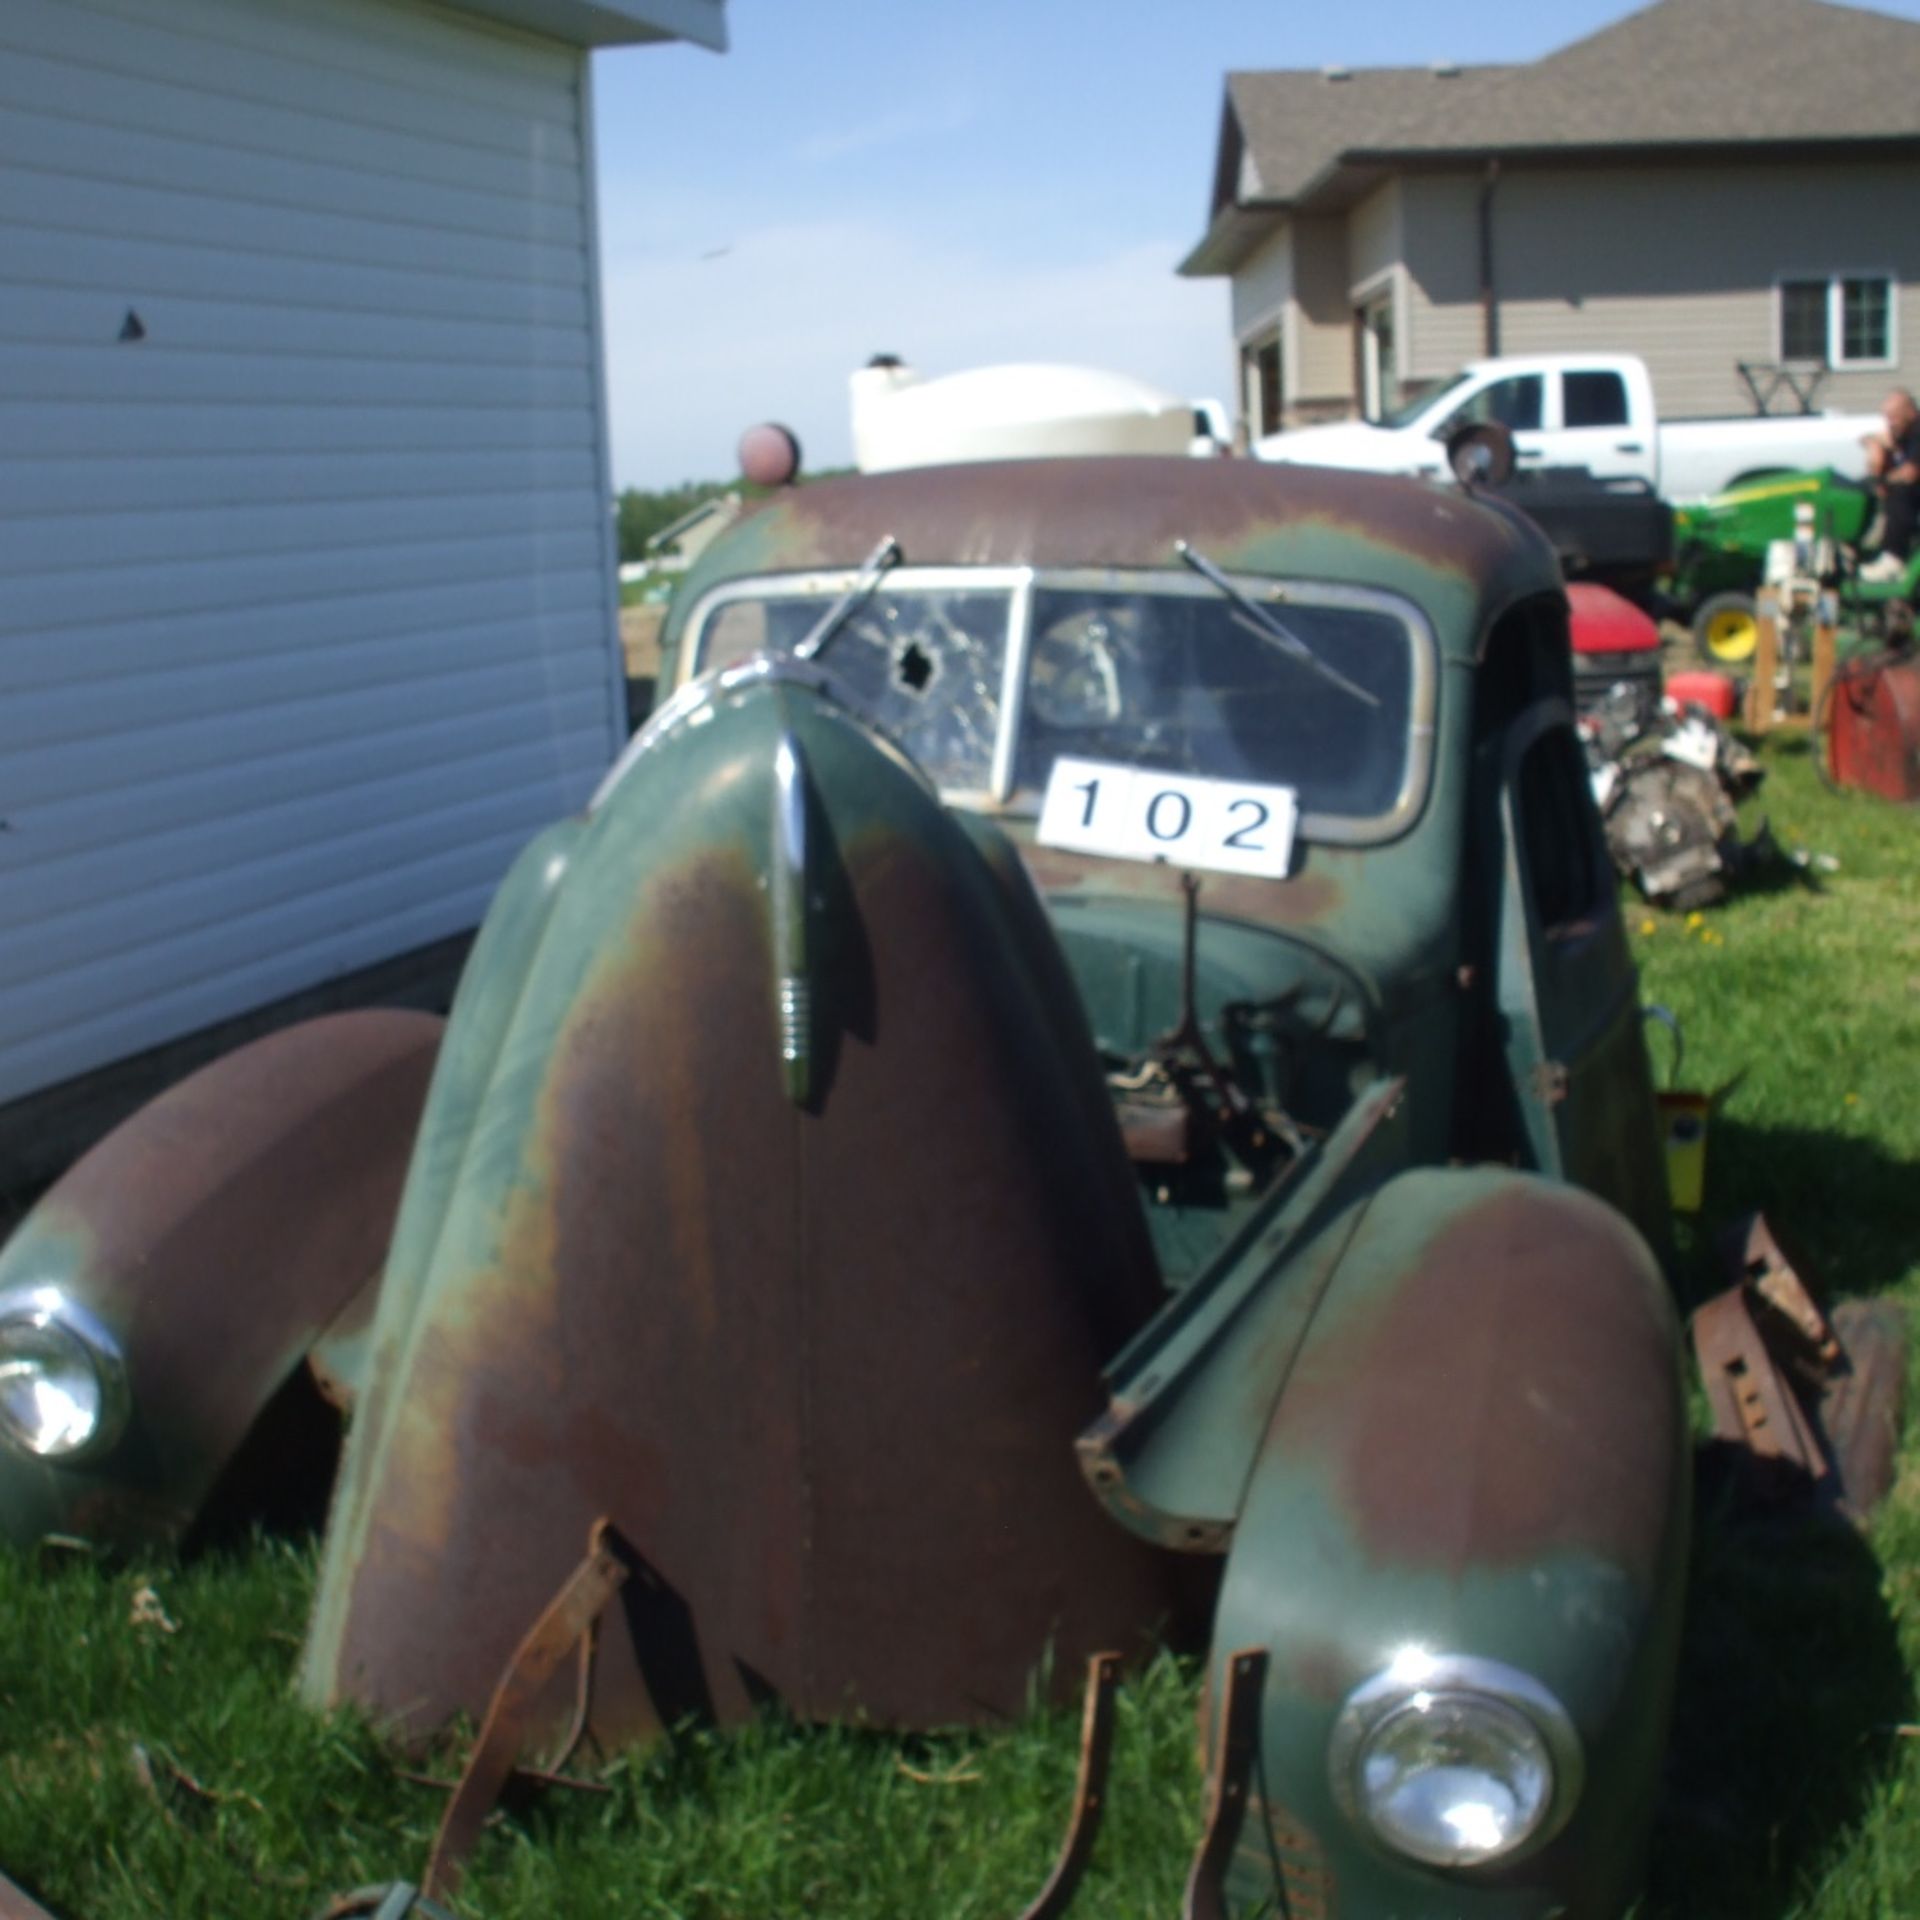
[1330,1649,1583,1870]
[0,1287,129,1461]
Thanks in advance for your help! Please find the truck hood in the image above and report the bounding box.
[1253,421,1441,474]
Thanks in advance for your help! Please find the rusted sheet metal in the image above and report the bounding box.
[662,458,1556,685]
[1077,1076,1410,1550]
[1698,1219,1907,1521]
[1827,649,1920,802]
[0,1011,442,1550]
[1693,1285,1829,1501]
[1207,1167,1689,1918]
[1012,1652,1122,1920]
[303,676,1181,1747]
[1183,1648,1267,1920]
[424,1519,630,1901]
[1719,1213,1840,1367]
[1824,1299,1908,1520]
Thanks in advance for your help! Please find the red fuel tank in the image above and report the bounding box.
[1665,669,1737,719]
[1828,652,1920,803]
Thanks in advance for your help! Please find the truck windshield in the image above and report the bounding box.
[1013,588,1412,818]
[1379,372,1469,430]
[689,573,1420,826]
[699,587,1011,792]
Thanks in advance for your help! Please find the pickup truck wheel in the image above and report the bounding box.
[1694,591,1761,664]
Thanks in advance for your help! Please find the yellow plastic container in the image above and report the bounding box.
[1657,1090,1712,1213]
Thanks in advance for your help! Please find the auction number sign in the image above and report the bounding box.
[1036,757,1299,879]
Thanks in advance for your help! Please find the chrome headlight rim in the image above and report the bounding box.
[0,1284,130,1463]
[1329,1651,1585,1872]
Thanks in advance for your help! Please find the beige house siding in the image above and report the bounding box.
[1398,160,1920,415]
[1398,175,1484,381]
[1290,212,1352,412]
[1348,179,1402,290]
[1232,224,1293,340]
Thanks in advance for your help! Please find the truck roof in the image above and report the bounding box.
[666,456,1562,666]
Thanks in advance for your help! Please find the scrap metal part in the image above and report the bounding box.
[1601,756,1741,910]
[1693,1285,1829,1500]
[1013,1653,1123,1920]
[1183,1648,1269,1920]
[1693,1214,1908,1520]
[421,1523,633,1902]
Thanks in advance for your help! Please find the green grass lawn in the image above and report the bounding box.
[2,735,1916,1920]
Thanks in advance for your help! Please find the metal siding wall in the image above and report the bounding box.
[0,0,620,1105]
[1401,161,1920,414]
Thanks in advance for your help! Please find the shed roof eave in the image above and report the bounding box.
[442,0,726,50]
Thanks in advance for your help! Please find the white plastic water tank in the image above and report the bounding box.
[850,360,1204,471]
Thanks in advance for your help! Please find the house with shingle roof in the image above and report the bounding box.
[1181,0,1920,436]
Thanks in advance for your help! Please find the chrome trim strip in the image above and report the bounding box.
[1327,1650,1585,1872]
[676,566,1439,847]
[990,567,1036,803]
[591,654,837,812]
[0,1284,131,1463]
[770,729,811,1106]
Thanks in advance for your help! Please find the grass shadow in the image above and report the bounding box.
[1669,1116,1919,1311]
[1644,1493,1910,1918]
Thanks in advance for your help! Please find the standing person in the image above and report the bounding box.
[1861,389,1920,579]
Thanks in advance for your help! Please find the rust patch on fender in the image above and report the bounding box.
[1270,1182,1680,1577]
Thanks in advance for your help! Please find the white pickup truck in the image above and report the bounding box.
[1254,353,1877,502]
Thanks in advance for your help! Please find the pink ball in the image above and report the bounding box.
[738,423,802,488]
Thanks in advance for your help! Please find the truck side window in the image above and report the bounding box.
[1442,374,1543,436]
[1564,372,1629,429]
[1516,725,1606,937]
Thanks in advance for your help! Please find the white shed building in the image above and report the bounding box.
[0,0,724,1177]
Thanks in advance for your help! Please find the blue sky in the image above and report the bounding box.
[592,0,1920,487]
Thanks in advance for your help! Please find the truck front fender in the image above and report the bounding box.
[0,1009,442,1550]
[1208,1165,1689,1919]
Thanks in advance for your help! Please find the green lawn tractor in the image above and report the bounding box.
[1668,469,1875,663]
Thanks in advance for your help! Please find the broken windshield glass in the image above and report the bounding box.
[1012,587,1414,819]
[698,586,1012,793]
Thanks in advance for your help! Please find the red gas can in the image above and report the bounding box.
[1665,669,1737,719]
[1828,652,1920,802]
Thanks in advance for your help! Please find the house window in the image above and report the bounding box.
[1779,274,1896,368]
[1242,332,1283,438]
[1359,292,1399,420]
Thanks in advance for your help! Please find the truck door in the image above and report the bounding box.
[1434,372,1549,471]
[1494,703,1670,1252]
[1549,367,1654,484]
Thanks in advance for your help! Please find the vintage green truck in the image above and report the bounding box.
[0,455,1687,1917]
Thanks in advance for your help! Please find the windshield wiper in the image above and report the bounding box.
[794,535,902,662]
[1176,541,1380,709]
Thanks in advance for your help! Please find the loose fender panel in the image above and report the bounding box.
[0,1011,443,1549]
[304,674,1179,1745]
[1207,1167,1690,1918]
